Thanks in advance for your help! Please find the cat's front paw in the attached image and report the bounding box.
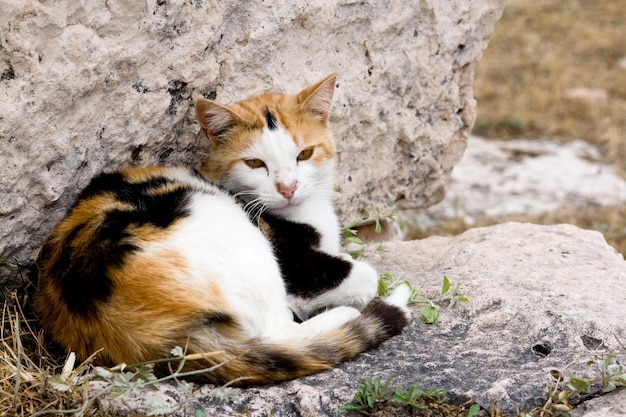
[382,284,412,323]
[336,252,354,262]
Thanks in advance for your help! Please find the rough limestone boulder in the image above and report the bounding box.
[97,223,626,416]
[0,0,505,285]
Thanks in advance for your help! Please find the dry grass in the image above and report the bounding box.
[1,289,66,416]
[1,288,498,416]
[1,286,243,416]
[473,0,626,173]
[442,0,626,255]
[0,288,126,417]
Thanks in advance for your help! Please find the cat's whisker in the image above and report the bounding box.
[314,185,336,193]
[254,201,268,218]
[233,190,267,218]
[243,197,267,220]
[246,203,261,219]
[242,198,260,212]
[253,206,267,221]
[313,180,336,189]
[311,182,337,197]
[233,190,258,199]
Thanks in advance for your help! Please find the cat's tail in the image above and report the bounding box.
[175,285,412,386]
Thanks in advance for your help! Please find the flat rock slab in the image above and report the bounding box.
[98,222,626,416]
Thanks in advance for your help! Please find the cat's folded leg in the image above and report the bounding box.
[284,284,412,341]
[335,256,379,309]
[291,306,362,338]
[289,255,379,320]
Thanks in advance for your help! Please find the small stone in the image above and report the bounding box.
[566,87,609,104]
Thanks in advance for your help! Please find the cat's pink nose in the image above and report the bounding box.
[276,181,297,199]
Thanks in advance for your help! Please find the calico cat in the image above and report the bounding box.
[35,75,411,386]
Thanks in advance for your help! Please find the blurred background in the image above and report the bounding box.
[407,0,626,255]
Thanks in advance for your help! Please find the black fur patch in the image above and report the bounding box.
[109,186,191,229]
[262,350,300,373]
[201,311,235,326]
[54,172,193,314]
[74,171,129,203]
[362,300,409,337]
[264,108,278,131]
[259,214,352,297]
[46,218,133,315]
[60,248,128,316]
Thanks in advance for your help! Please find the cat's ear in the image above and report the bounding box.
[297,74,336,124]
[195,98,242,146]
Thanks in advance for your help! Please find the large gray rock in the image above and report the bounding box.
[0,0,505,284]
[96,222,626,416]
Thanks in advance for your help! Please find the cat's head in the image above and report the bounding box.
[195,74,337,216]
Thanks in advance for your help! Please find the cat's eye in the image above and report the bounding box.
[244,158,266,169]
[297,147,314,162]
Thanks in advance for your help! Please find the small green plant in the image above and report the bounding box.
[392,382,448,409]
[343,207,398,235]
[341,208,397,259]
[376,272,406,298]
[540,353,626,416]
[592,353,626,392]
[340,377,393,412]
[541,370,590,415]
[341,379,482,415]
[466,403,481,417]
[378,274,468,323]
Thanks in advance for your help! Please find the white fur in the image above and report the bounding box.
[217,127,382,319]
[384,285,413,321]
[283,306,361,340]
[223,127,303,211]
